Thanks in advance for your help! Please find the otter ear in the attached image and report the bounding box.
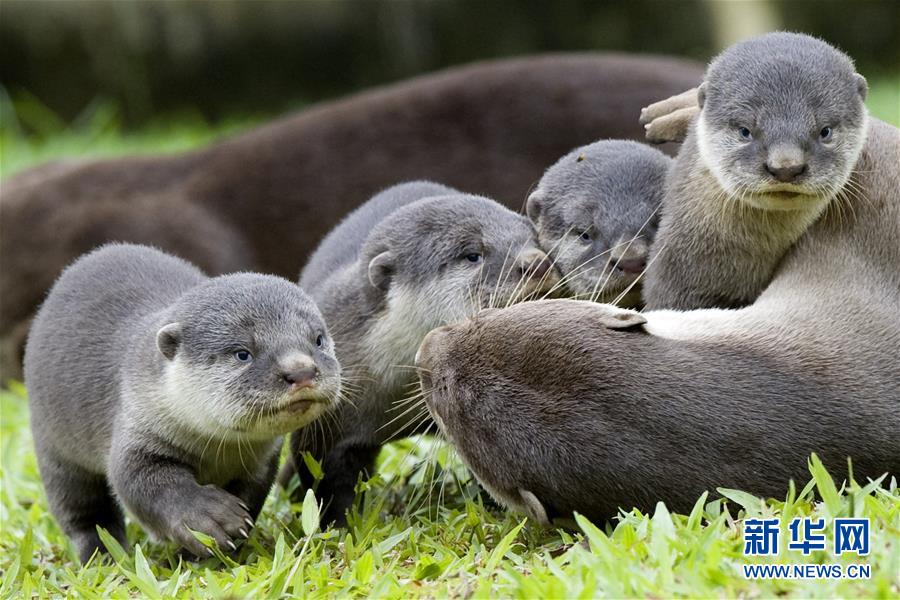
[595,306,647,330]
[696,82,708,110]
[519,488,551,527]
[854,73,868,101]
[156,323,182,361]
[526,191,545,223]
[368,251,395,291]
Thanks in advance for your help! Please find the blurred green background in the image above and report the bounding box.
[1,0,898,177]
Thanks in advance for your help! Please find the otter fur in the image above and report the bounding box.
[0,53,703,383]
[643,33,870,310]
[526,140,671,307]
[415,33,900,524]
[24,244,341,562]
[285,181,558,526]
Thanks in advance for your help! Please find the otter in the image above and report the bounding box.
[283,181,558,526]
[414,33,900,524]
[526,140,671,307]
[24,244,342,562]
[642,33,870,310]
[0,53,704,383]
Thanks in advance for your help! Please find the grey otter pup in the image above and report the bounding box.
[643,32,870,310]
[415,33,900,524]
[24,244,341,562]
[284,181,558,525]
[526,141,671,307]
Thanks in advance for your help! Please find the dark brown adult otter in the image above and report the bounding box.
[0,53,703,383]
[414,34,900,524]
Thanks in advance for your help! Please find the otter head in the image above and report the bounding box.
[415,300,647,525]
[157,274,341,440]
[359,194,559,383]
[696,32,868,212]
[527,141,669,305]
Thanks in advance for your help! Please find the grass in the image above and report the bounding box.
[2,384,898,597]
[1,76,899,597]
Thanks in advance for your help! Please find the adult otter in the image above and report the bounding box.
[415,33,900,523]
[284,181,557,526]
[25,244,341,562]
[0,53,704,383]
[642,33,871,310]
[526,140,671,307]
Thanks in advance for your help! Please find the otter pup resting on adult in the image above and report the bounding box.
[25,244,341,562]
[415,33,900,524]
[282,182,559,526]
[526,140,671,307]
[642,32,871,310]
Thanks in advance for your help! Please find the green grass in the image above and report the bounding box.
[1,76,899,597]
[2,385,898,598]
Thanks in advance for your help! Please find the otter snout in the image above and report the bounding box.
[614,258,646,275]
[765,145,808,183]
[415,324,452,374]
[279,353,319,391]
[610,238,649,275]
[517,248,557,283]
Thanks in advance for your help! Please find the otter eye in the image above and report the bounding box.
[464,253,483,264]
[738,127,753,141]
[315,334,325,348]
[820,126,833,142]
[579,231,592,243]
[234,350,252,363]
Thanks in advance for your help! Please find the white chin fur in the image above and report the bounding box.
[161,357,240,439]
[364,279,471,389]
[697,110,869,215]
[738,192,831,213]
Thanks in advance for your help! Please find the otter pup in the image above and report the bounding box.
[24,244,341,562]
[416,33,900,524]
[285,182,558,525]
[526,140,671,307]
[642,32,870,310]
[0,53,704,383]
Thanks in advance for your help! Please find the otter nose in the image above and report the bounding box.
[282,364,318,389]
[518,248,554,281]
[765,162,807,183]
[615,258,646,275]
[415,325,452,371]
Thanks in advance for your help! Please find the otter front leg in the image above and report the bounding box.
[317,442,380,527]
[110,443,253,557]
[226,450,280,523]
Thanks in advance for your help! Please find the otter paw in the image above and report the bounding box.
[638,87,699,125]
[644,106,699,144]
[170,485,254,557]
